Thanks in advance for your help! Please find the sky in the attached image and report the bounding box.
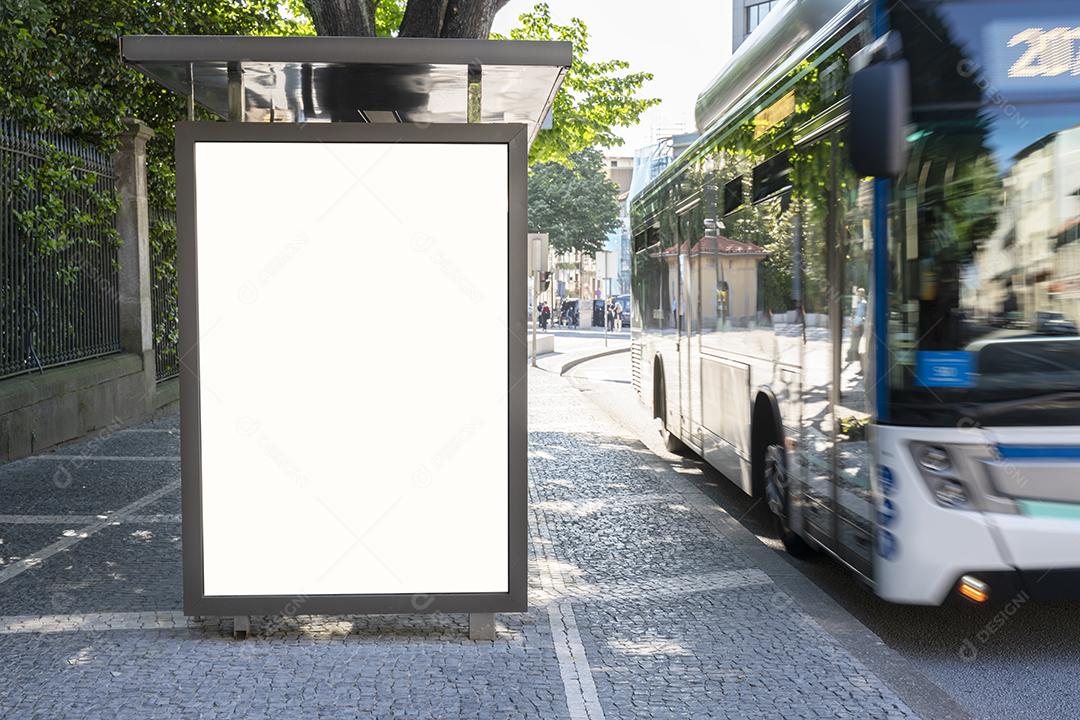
[491,0,734,157]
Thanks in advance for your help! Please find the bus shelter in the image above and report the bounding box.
[121,35,570,639]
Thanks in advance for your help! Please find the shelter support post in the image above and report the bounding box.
[469,612,495,641]
[532,271,539,368]
[467,64,481,124]
[227,61,245,121]
[188,62,195,121]
[233,615,250,639]
[465,62,495,641]
[223,62,244,639]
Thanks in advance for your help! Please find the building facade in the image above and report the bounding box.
[731,0,779,52]
[602,156,635,297]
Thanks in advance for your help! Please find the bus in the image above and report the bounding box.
[630,0,1080,604]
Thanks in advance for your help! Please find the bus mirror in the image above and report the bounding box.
[848,36,910,178]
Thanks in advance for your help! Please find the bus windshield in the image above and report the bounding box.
[888,0,1080,425]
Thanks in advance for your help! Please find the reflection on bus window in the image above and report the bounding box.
[888,108,1080,422]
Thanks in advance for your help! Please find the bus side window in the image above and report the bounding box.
[723,176,744,215]
[751,151,793,204]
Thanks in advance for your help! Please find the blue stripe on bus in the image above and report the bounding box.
[870,0,890,422]
[996,446,1080,460]
[874,0,888,36]
[872,178,890,422]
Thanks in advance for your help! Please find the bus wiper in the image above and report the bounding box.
[967,391,1080,420]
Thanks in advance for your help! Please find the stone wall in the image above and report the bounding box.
[0,119,171,463]
[0,356,176,461]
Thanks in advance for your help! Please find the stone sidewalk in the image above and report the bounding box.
[0,367,916,719]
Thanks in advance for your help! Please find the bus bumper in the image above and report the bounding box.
[872,425,1080,605]
[957,568,1080,602]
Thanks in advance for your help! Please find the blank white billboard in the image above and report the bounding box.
[191,140,509,597]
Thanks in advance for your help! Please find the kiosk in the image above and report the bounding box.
[121,35,570,639]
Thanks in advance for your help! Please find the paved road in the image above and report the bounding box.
[0,360,939,719]
[567,351,1080,720]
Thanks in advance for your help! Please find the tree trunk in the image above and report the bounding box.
[398,0,449,37]
[438,0,510,38]
[306,0,377,36]
[304,0,509,39]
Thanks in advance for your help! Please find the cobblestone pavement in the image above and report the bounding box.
[0,368,918,719]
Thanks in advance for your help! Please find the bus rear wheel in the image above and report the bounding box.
[656,370,688,455]
[764,444,816,559]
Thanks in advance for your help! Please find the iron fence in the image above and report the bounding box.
[150,207,179,381]
[0,119,121,380]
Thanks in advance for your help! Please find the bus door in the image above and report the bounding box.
[795,133,838,552]
[678,209,699,449]
[833,159,876,577]
[660,210,683,439]
[796,129,875,574]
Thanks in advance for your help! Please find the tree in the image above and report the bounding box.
[1,1,313,365]
[0,0,314,208]
[305,0,511,39]
[499,4,657,163]
[528,148,620,257]
[303,1,658,165]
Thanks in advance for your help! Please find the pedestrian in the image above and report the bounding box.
[614,299,623,332]
[606,298,615,332]
[541,302,550,331]
[847,287,866,366]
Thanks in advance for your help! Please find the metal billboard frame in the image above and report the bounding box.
[176,121,528,617]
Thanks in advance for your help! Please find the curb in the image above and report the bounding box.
[557,346,630,376]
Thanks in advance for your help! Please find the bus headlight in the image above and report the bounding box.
[934,478,969,509]
[910,442,973,510]
[918,445,951,473]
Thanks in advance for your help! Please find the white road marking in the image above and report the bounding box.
[0,611,189,634]
[0,481,180,586]
[24,456,180,462]
[532,482,606,720]
[117,428,178,434]
[549,601,606,720]
[0,514,180,525]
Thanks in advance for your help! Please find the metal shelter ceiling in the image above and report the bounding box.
[120,35,571,145]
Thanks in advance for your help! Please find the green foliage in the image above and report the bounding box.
[149,212,179,357]
[323,1,657,164]
[528,147,620,256]
[495,3,659,164]
[375,0,407,35]
[1,0,313,366]
[0,0,313,211]
[13,144,119,259]
[839,414,869,441]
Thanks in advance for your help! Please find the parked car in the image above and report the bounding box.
[1035,310,1079,335]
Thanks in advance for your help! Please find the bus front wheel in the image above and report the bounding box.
[764,444,816,559]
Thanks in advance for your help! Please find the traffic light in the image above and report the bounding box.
[541,271,552,292]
